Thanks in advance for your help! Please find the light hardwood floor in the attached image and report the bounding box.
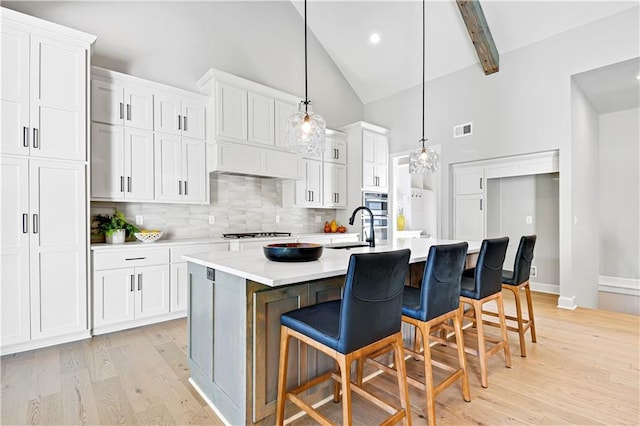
[1,292,638,425]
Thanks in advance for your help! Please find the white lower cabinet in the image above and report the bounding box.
[1,156,88,353]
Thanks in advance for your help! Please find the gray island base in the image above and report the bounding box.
[184,239,480,425]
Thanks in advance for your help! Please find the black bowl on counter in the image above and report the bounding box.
[263,243,323,262]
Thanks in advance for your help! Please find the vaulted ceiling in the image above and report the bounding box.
[292,1,639,104]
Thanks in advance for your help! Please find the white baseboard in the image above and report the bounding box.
[530,281,559,294]
[1,330,91,356]
[557,295,577,310]
[598,275,640,297]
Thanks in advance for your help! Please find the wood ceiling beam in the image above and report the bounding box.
[456,0,499,75]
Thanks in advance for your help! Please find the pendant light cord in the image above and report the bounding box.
[421,0,425,147]
[304,0,309,113]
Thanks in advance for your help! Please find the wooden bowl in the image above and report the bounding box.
[263,243,323,262]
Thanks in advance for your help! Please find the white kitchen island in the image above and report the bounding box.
[183,238,480,425]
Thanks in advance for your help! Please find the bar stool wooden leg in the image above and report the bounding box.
[335,360,343,403]
[524,283,537,342]
[473,299,489,388]
[337,354,353,425]
[419,322,436,426]
[276,326,291,426]
[392,333,412,426]
[496,293,512,368]
[453,309,471,402]
[509,284,527,357]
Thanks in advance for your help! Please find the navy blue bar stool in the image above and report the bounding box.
[459,237,511,388]
[361,242,471,426]
[275,249,412,426]
[489,235,537,357]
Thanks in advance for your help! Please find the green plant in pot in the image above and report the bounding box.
[94,210,140,244]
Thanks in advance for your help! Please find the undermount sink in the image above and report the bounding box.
[324,242,370,250]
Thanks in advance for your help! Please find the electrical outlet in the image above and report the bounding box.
[276,215,280,224]
[526,215,533,224]
[209,215,215,225]
[315,215,321,223]
[530,266,537,278]
[135,215,143,226]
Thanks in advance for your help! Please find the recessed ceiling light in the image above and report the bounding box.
[369,33,381,44]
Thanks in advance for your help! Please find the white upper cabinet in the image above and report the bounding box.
[362,129,388,192]
[248,92,275,145]
[154,134,206,203]
[454,167,485,195]
[215,82,248,141]
[324,133,347,164]
[91,80,153,130]
[1,25,88,161]
[91,123,154,201]
[275,100,297,149]
[154,93,206,139]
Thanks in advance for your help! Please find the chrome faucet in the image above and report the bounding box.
[348,206,375,247]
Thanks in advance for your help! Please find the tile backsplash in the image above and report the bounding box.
[91,173,338,240]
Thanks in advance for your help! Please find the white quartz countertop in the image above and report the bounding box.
[183,238,481,287]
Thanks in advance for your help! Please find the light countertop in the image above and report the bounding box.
[183,238,481,287]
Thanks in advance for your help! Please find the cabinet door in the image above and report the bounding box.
[1,26,30,156]
[124,86,154,130]
[124,128,154,200]
[135,264,170,320]
[30,35,86,161]
[455,167,485,195]
[324,135,347,164]
[170,263,188,313]
[215,82,247,142]
[153,133,182,201]
[274,100,297,149]
[374,134,388,191]
[182,98,206,140]
[29,160,87,339]
[182,138,207,203]
[93,268,136,327]
[324,162,347,208]
[91,80,124,126]
[91,123,125,199]
[0,156,31,346]
[154,93,181,136]
[295,159,322,207]
[248,92,274,146]
[454,194,485,241]
[362,131,376,190]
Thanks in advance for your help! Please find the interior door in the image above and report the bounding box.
[30,35,86,161]
[0,156,31,346]
[0,25,30,156]
[29,159,87,339]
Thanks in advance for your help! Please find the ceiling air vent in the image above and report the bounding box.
[453,122,473,138]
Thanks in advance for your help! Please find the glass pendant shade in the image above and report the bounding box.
[287,101,326,157]
[409,141,439,174]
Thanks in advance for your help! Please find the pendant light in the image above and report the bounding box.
[409,0,439,174]
[287,0,326,157]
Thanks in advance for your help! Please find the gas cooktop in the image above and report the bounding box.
[222,232,292,239]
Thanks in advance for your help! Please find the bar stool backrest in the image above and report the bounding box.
[418,242,469,322]
[337,249,411,354]
[474,237,509,299]
[510,235,537,285]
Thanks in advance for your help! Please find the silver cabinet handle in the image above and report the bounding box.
[22,213,28,233]
[125,257,146,261]
[480,199,483,211]
[178,180,182,195]
[120,176,125,192]
[130,275,135,292]
[120,103,124,119]
[126,104,131,121]
[137,273,142,291]
[32,214,38,234]
[127,176,131,193]
[33,128,39,149]
[178,115,181,130]
[480,177,483,190]
[183,115,187,131]
[23,127,29,147]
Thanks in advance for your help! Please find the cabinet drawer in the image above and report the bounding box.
[93,248,170,270]
[170,243,229,263]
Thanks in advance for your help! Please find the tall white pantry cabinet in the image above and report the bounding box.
[0,7,96,355]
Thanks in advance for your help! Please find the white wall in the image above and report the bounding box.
[599,108,640,280]
[2,1,363,129]
[365,7,639,307]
